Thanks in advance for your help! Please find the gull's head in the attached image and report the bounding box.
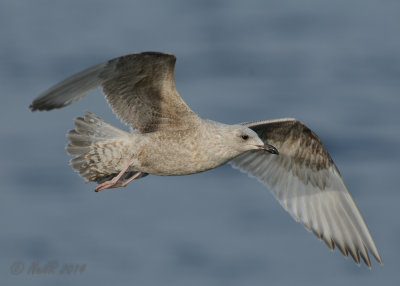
[201,121,279,166]
[229,125,279,155]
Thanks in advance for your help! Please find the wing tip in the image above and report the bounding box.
[372,252,383,265]
[29,99,65,112]
[314,232,382,267]
[29,103,36,111]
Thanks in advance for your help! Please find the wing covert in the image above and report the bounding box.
[30,52,196,133]
[230,118,382,267]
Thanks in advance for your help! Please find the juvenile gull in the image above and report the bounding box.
[30,52,382,267]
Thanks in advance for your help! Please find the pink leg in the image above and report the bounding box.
[96,171,143,191]
[95,157,136,192]
[120,172,143,187]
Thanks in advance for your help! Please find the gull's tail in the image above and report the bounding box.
[66,111,146,183]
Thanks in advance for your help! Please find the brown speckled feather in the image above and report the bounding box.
[100,53,196,132]
[230,118,382,267]
[30,52,197,133]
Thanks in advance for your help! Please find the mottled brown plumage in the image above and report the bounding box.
[30,52,381,267]
[231,118,382,266]
[100,53,197,132]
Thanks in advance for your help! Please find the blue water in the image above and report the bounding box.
[1,0,399,285]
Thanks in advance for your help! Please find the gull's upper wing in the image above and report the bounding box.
[30,52,196,133]
[230,118,382,267]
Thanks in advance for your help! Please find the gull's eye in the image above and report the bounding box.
[241,135,249,140]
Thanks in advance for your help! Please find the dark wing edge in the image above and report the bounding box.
[30,52,195,132]
[230,118,382,267]
[30,61,106,111]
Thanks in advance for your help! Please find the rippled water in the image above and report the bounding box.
[1,0,399,285]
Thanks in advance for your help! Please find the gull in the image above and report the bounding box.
[30,52,382,267]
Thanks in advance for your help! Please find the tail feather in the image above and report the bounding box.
[67,145,91,156]
[67,130,93,147]
[66,111,129,154]
[66,111,132,183]
[71,111,129,139]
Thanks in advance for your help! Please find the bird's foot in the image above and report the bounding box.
[94,157,136,192]
[95,171,143,192]
[95,178,120,192]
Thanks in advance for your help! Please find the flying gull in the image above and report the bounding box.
[30,52,382,267]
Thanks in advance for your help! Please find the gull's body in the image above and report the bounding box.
[30,52,382,267]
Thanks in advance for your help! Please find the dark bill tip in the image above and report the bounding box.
[258,144,279,155]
